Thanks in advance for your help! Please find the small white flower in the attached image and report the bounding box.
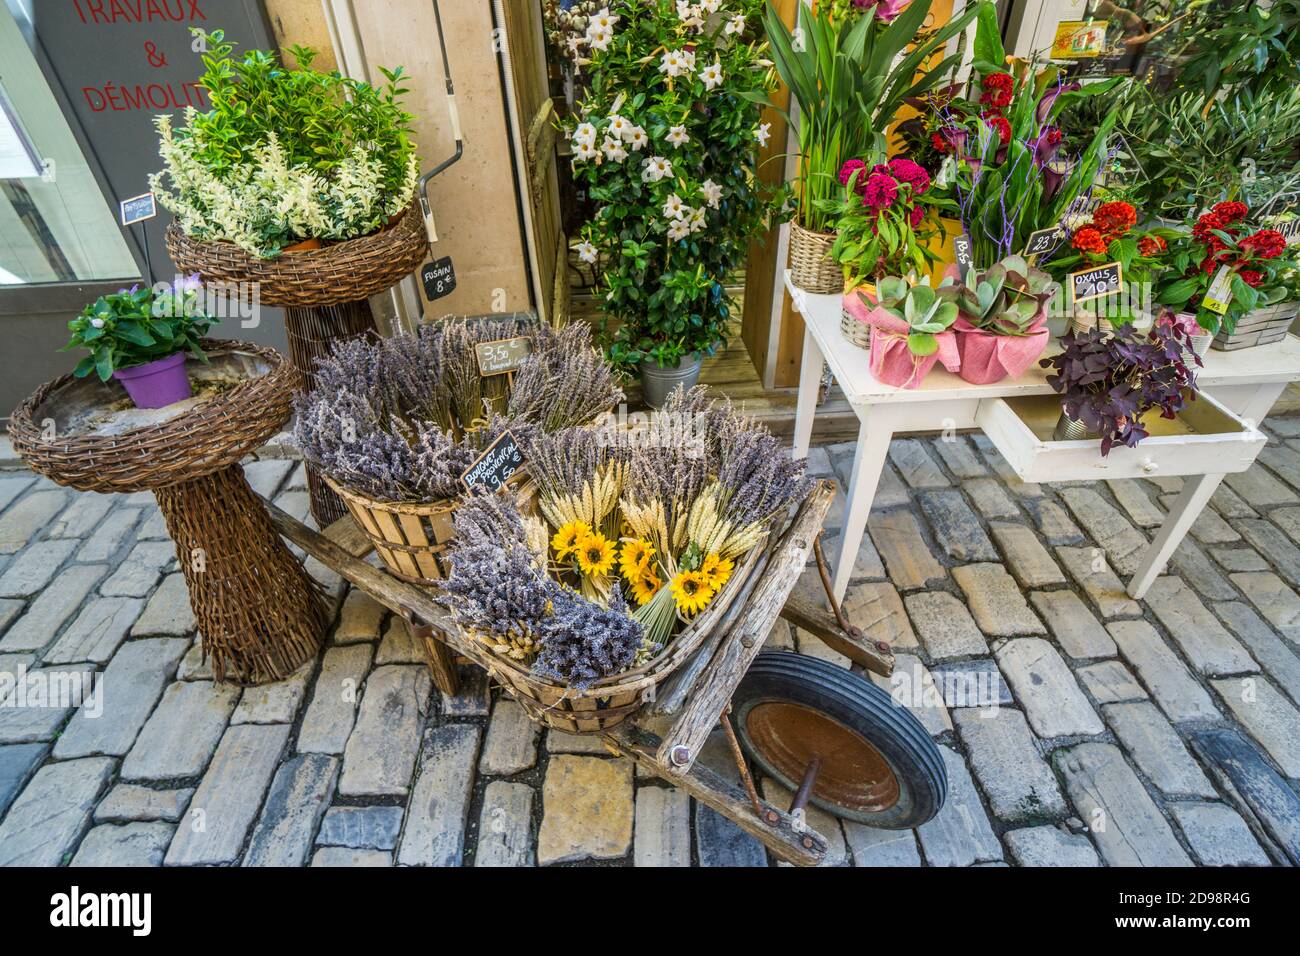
[659,49,686,77]
[701,0,721,14]
[566,36,585,56]
[572,122,598,147]
[675,1,704,29]
[626,126,649,151]
[701,179,723,208]
[90,317,105,329]
[573,140,600,162]
[641,155,673,182]
[689,207,707,233]
[667,218,692,241]
[666,125,690,148]
[602,137,628,162]
[662,193,687,220]
[607,114,632,140]
[681,49,697,71]
[588,7,619,33]
[575,240,598,263]
[586,28,612,52]
[754,122,772,147]
[724,14,746,36]
[699,61,723,91]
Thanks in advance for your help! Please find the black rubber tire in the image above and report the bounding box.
[732,652,947,828]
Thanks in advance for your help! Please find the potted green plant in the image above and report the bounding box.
[853,276,959,388]
[763,0,979,292]
[61,278,216,409]
[949,253,1056,383]
[564,1,786,406]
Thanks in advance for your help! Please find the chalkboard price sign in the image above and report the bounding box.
[475,336,532,376]
[953,234,974,280]
[120,192,156,226]
[1022,227,1063,258]
[422,256,457,300]
[1070,262,1122,305]
[461,430,525,493]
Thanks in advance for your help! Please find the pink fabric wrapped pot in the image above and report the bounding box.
[952,307,1050,385]
[843,289,960,389]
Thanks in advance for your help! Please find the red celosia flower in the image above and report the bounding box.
[888,157,931,194]
[931,132,950,154]
[909,205,925,229]
[1137,234,1167,257]
[1242,228,1286,260]
[1239,269,1265,288]
[984,113,1011,145]
[979,72,1013,108]
[838,159,867,187]
[1092,201,1136,238]
[1192,212,1225,246]
[861,172,898,209]
[1212,200,1249,224]
[1072,226,1109,255]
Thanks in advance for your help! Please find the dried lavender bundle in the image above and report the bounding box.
[531,583,644,688]
[508,323,624,431]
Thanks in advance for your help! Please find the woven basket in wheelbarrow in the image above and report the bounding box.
[323,475,457,586]
[164,203,428,308]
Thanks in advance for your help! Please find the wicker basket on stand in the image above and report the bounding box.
[323,476,457,586]
[789,221,841,294]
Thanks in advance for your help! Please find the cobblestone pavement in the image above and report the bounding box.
[3,423,1300,867]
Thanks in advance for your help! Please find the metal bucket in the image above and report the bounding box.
[1052,414,1093,441]
[640,353,703,408]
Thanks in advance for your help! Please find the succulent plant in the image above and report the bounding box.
[867,277,959,357]
[949,254,1058,336]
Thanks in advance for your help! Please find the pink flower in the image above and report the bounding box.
[838,159,866,187]
[888,157,931,194]
[861,172,898,209]
[873,0,910,21]
[909,205,925,229]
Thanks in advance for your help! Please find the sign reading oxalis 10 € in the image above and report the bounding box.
[475,336,532,376]
[1070,262,1122,306]
[461,430,525,493]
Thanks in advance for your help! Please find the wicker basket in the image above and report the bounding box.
[1212,301,1299,352]
[789,221,841,294]
[323,476,457,586]
[165,203,429,308]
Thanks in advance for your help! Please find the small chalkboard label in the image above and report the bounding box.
[953,234,974,280]
[1070,261,1122,304]
[475,336,532,376]
[119,192,156,226]
[461,430,525,493]
[1023,227,1064,258]
[422,256,457,301]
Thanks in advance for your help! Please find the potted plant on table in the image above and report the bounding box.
[852,276,960,388]
[61,277,216,409]
[949,253,1057,384]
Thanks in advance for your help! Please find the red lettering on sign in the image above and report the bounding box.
[71,0,205,23]
[82,82,207,113]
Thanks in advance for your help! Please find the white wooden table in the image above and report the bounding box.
[786,272,1300,600]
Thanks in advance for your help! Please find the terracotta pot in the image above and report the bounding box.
[282,237,323,253]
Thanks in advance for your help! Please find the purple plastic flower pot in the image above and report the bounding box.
[112,352,192,409]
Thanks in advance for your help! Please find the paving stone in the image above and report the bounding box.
[1143,577,1256,676]
[129,573,195,637]
[931,435,987,478]
[802,445,833,477]
[44,596,144,665]
[762,778,848,866]
[0,475,35,514]
[339,665,431,797]
[871,654,952,736]
[1232,519,1300,588]
[0,651,32,683]
[164,723,290,866]
[547,729,617,754]
[842,582,917,652]
[867,510,945,591]
[0,539,76,598]
[903,591,987,659]
[274,490,312,525]
[995,638,1103,738]
[53,637,188,759]
[916,745,1002,866]
[1269,418,1300,438]
[297,644,371,755]
[477,780,536,867]
[1260,443,1300,492]
[1029,590,1116,659]
[94,784,193,824]
[953,564,1044,636]
[1269,505,1300,546]
[964,477,1020,520]
[1054,742,1192,867]
[843,823,922,866]
[538,755,634,865]
[317,806,405,850]
[889,438,950,488]
[1188,728,1300,866]
[1057,547,1142,618]
[974,436,1042,497]
[928,659,1013,708]
[633,786,690,867]
[0,742,47,818]
[1211,677,1300,776]
[176,643,212,681]
[311,846,392,867]
[1211,547,1268,573]
[989,523,1065,588]
[74,506,139,561]
[243,753,340,867]
[1101,701,1215,798]
[1026,499,1084,544]
[1189,506,1241,545]
[440,663,491,717]
[397,723,482,866]
[1167,539,1236,601]
[867,462,910,510]
[953,708,1068,824]
[0,564,106,653]
[1077,660,1148,704]
[0,756,114,866]
[243,458,295,499]
[918,489,997,561]
[0,600,21,638]
[1107,620,1219,723]
[375,617,423,665]
[1004,825,1101,867]
[480,699,539,775]
[1169,803,1270,867]
[122,679,242,781]
[1225,466,1297,507]
[333,588,386,644]
[1210,483,1258,519]
[232,662,311,725]
[1215,601,1300,706]
[1106,479,1165,528]
[819,527,886,581]
[1229,572,1300,641]
[136,508,169,540]
[1059,487,1148,575]
[765,619,797,651]
[0,664,94,743]
[99,541,176,598]
[71,822,172,867]
[0,489,68,554]
[695,801,767,867]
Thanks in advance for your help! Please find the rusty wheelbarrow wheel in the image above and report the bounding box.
[732,652,947,828]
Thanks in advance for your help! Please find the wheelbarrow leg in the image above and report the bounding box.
[407,619,460,697]
[719,704,768,823]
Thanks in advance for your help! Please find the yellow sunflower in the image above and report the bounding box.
[670,569,715,616]
[701,553,734,590]
[575,531,617,577]
[629,573,662,606]
[551,521,591,561]
[619,538,656,582]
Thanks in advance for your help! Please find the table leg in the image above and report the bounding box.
[156,463,328,685]
[833,409,893,601]
[1126,472,1225,600]
[792,324,825,460]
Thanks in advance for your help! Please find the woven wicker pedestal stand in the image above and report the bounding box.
[166,205,430,527]
[9,341,328,685]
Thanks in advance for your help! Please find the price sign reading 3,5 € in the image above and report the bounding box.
[1070,262,1122,306]
[475,336,532,376]
[461,430,525,494]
